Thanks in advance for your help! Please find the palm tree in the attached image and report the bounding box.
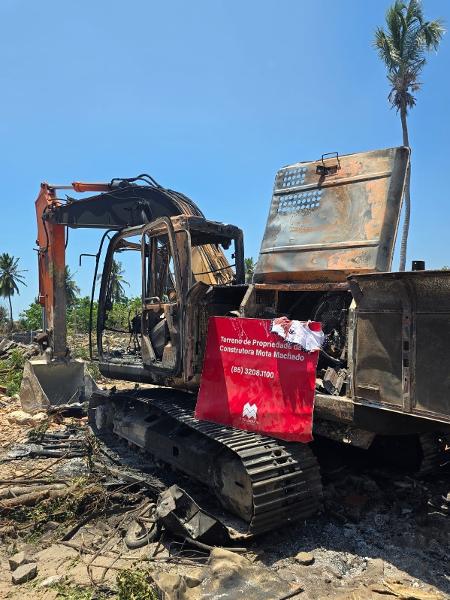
[374,0,445,271]
[108,259,129,303]
[65,267,80,308]
[0,253,27,326]
[244,257,255,284]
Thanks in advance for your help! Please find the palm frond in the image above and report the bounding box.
[386,2,405,52]
[420,19,445,51]
[406,0,423,26]
[374,0,445,115]
[374,28,399,68]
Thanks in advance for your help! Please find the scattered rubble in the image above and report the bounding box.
[155,547,302,599]
[0,382,448,599]
[0,338,39,361]
[7,410,46,426]
[8,549,34,571]
[11,562,38,585]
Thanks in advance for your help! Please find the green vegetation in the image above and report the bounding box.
[0,253,27,326]
[67,296,97,334]
[13,261,141,385]
[19,295,141,336]
[374,0,445,271]
[19,300,42,330]
[65,295,140,335]
[0,348,26,395]
[103,259,130,304]
[244,257,255,283]
[6,477,106,540]
[19,294,141,336]
[53,582,108,600]
[65,266,81,308]
[117,569,158,600]
[47,570,158,600]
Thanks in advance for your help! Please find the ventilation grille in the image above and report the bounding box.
[276,166,307,189]
[277,189,323,214]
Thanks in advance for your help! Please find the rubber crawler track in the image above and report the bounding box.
[122,393,323,536]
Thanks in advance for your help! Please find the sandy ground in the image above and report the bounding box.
[0,392,449,600]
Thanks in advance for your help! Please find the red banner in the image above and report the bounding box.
[195,317,319,442]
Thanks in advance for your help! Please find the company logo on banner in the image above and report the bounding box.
[195,317,320,443]
[242,402,258,421]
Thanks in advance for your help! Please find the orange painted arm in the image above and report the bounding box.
[35,180,114,357]
[35,184,67,357]
[71,182,112,193]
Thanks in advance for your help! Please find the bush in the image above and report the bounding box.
[117,569,158,600]
[18,295,142,336]
[19,301,42,330]
[68,297,98,334]
[0,348,26,395]
[106,297,140,330]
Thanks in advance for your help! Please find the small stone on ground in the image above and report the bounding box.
[38,574,65,588]
[12,562,38,585]
[8,550,33,572]
[295,551,315,565]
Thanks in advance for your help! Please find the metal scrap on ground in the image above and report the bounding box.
[0,387,448,599]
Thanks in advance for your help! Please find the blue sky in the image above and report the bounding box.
[1,0,449,316]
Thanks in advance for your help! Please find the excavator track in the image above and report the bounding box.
[149,394,323,535]
[90,389,323,536]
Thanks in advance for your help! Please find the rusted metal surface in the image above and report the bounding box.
[349,270,450,425]
[253,282,349,292]
[35,184,67,358]
[156,485,230,545]
[97,215,245,385]
[255,147,410,283]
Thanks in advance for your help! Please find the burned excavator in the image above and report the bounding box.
[20,147,450,536]
[21,173,321,536]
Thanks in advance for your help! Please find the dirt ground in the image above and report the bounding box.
[0,391,449,600]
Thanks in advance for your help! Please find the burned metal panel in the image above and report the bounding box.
[354,311,403,409]
[350,271,450,424]
[410,273,450,419]
[255,147,409,283]
[415,314,450,416]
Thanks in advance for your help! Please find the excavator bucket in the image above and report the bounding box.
[19,358,98,414]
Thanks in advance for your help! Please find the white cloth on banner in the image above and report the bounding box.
[271,317,324,352]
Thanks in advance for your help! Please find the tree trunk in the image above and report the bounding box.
[7,295,13,334]
[399,105,410,272]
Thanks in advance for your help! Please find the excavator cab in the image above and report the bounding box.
[96,215,245,387]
